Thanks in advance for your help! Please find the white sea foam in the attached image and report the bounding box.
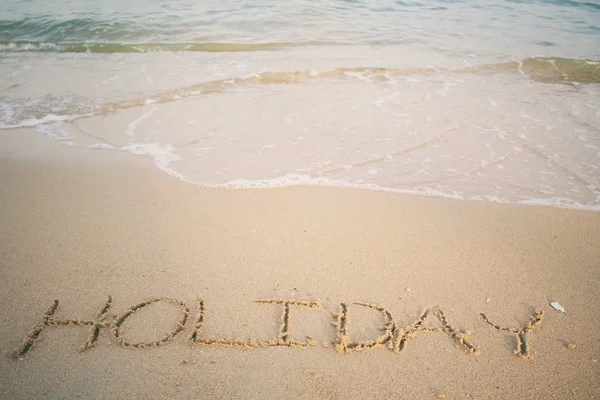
[211,175,600,211]
[125,107,157,139]
[36,123,76,146]
[213,173,464,201]
[0,42,62,52]
[0,102,15,126]
[517,197,600,211]
[86,143,116,150]
[0,113,89,130]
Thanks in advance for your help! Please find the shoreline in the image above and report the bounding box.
[7,125,600,213]
[1,129,599,399]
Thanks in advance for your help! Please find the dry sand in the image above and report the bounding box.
[1,129,599,399]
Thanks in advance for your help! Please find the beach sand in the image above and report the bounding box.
[1,129,599,399]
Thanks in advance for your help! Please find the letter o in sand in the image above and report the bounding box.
[112,297,190,348]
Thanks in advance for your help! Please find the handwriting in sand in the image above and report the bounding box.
[10,296,545,360]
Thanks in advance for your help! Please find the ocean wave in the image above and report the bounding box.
[1,57,598,130]
[0,113,85,129]
[2,0,598,61]
[0,41,326,53]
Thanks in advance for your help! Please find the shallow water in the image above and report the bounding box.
[1,0,599,209]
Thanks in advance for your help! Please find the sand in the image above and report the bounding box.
[1,128,599,399]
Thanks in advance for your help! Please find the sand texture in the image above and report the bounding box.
[1,130,599,399]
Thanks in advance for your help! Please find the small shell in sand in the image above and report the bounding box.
[550,301,566,313]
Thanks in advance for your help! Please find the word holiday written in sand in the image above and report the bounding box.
[10,296,545,359]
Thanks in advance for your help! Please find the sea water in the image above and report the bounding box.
[1,0,599,209]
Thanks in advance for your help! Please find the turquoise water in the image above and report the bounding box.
[1,1,599,210]
[1,0,599,56]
